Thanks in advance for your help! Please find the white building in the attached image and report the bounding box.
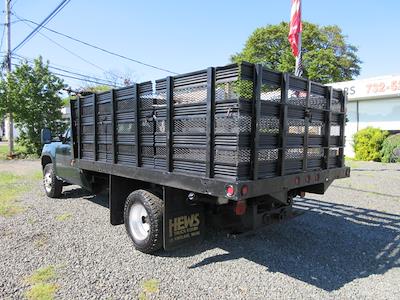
[330,75,400,157]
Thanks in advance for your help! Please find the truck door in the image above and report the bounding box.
[55,129,82,185]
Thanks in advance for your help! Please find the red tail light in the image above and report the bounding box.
[226,185,235,197]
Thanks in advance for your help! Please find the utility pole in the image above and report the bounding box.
[5,0,13,156]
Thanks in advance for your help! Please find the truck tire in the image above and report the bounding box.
[124,190,163,254]
[43,163,63,198]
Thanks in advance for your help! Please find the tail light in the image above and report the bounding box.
[226,185,235,197]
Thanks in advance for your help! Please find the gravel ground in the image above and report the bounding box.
[1,160,400,299]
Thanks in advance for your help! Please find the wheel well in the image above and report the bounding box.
[41,155,52,169]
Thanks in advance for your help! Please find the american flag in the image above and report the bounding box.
[288,0,303,76]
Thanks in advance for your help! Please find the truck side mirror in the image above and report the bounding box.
[41,128,52,144]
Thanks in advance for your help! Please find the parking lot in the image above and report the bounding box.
[1,159,399,299]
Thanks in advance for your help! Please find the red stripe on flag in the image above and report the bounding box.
[288,0,302,57]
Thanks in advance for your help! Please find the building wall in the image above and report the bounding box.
[330,76,400,157]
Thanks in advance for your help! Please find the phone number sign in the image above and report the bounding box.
[330,76,400,100]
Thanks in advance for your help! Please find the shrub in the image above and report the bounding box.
[353,127,388,161]
[381,133,400,163]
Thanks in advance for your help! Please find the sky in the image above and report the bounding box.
[2,0,400,89]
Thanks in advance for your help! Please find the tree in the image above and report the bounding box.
[231,22,361,83]
[0,57,65,155]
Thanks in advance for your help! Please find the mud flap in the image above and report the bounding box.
[163,187,205,251]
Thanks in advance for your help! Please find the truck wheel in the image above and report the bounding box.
[124,190,163,254]
[43,163,63,198]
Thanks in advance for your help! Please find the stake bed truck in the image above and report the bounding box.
[41,62,350,253]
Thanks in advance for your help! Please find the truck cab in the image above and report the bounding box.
[40,127,91,197]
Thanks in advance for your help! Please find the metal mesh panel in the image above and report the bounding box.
[287,89,307,106]
[330,123,341,136]
[215,80,253,101]
[309,94,327,110]
[98,102,111,114]
[156,120,166,133]
[259,116,280,134]
[307,148,324,158]
[140,92,154,110]
[141,146,154,156]
[173,148,206,161]
[215,115,251,134]
[154,90,166,105]
[285,148,304,159]
[81,106,93,116]
[117,99,134,111]
[288,119,305,135]
[309,120,324,135]
[173,85,207,105]
[214,149,251,164]
[156,147,166,156]
[259,149,279,161]
[140,119,153,133]
[216,82,238,101]
[117,122,135,134]
[260,85,281,103]
[174,118,206,133]
[331,98,342,112]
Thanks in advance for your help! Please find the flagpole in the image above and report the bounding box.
[295,31,302,77]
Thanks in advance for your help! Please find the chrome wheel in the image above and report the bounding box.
[44,169,52,193]
[129,202,150,241]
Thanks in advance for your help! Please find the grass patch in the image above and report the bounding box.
[55,213,72,221]
[0,143,37,159]
[25,266,58,300]
[0,169,44,217]
[139,279,159,300]
[26,266,56,284]
[0,172,29,217]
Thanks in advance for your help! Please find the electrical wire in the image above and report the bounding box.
[12,0,70,52]
[11,54,120,86]
[12,13,178,75]
[11,62,119,87]
[12,55,119,86]
[15,16,122,81]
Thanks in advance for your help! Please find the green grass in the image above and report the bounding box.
[0,169,44,217]
[0,172,28,217]
[25,266,58,300]
[55,213,72,221]
[26,266,56,284]
[0,143,33,159]
[139,279,159,299]
[25,283,58,300]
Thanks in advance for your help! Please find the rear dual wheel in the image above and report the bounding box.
[124,190,163,254]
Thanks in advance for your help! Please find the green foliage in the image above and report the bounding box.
[0,56,66,155]
[381,133,400,163]
[82,85,111,93]
[353,127,388,161]
[231,22,361,84]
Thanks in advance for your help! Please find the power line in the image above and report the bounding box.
[11,62,118,87]
[12,14,178,75]
[11,0,20,9]
[11,54,120,86]
[14,16,121,80]
[12,0,70,52]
